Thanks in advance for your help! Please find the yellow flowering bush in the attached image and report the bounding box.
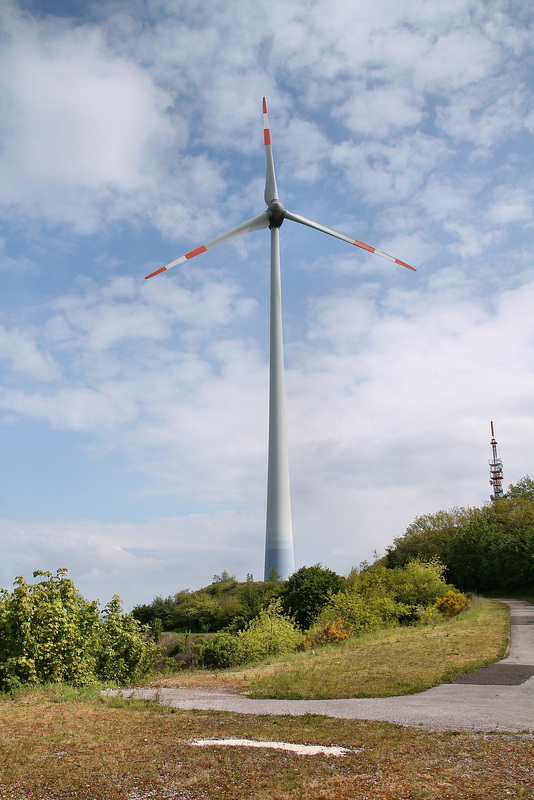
[434,590,470,617]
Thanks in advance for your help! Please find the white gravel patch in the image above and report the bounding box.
[190,738,352,756]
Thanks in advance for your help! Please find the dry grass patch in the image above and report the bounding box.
[0,685,532,800]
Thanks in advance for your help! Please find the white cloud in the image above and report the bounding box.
[436,79,527,149]
[488,186,532,225]
[331,133,449,204]
[0,325,60,381]
[0,385,138,430]
[335,86,424,138]
[0,8,173,188]
[0,4,174,231]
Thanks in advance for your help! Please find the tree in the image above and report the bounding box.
[506,475,534,501]
[280,564,344,630]
[212,570,236,584]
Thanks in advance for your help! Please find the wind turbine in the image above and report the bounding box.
[146,98,416,581]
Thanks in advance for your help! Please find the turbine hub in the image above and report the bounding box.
[267,200,286,229]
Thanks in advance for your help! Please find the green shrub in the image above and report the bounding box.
[95,595,160,684]
[0,570,159,691]
[0,570,100,690]
[313,591,405,637]
[237,600,303,664]
[388,558,453,607]
[197,632,241,669]
[311,558,449,638]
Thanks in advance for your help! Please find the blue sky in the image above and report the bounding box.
[1,0,533,610]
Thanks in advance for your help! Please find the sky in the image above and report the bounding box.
[1,0,533,612]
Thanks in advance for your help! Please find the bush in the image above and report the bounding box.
[197,601,304,669]
[388,558,453,608]
[237,600,303,664]
[313,590,406,638]
[95,595,160,684]
[197,632,240,669]
[0,570,159,691]
[306,617,350,646]
[435,590,470,617]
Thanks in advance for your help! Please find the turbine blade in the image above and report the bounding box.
[284,210,416,271]
[263,97,279,205]
[145,212,270,279]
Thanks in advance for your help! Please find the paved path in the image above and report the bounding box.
[113,600,534,733]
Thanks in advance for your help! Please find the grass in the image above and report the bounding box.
[155,596,510,700]
[0,683,532,800]
[0,600,530,799]
[244,596,509,699]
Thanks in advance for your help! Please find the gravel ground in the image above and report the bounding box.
[108,600,534,732]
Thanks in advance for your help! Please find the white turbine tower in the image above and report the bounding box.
[146,98,416,581]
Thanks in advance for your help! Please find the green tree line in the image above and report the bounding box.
[132,571,284,633]
[385,476,534,593]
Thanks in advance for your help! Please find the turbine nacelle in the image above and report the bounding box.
[267,199,286,229]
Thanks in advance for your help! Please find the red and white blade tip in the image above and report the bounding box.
[145,245,208,279]
[263,97,271,146]
[353,239,416,271]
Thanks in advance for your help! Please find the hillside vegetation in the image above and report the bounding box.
[231,596,509,699]
[386,475,534,594]
[136,559,471,672]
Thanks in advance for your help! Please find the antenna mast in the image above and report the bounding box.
[489,421,504,499]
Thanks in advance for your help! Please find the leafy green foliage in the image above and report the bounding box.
[95,595,160,684]
[280,564,344,629]
[313,591,392,637]
[387,558,453,607]
[311,558,452,638]
[0,570,159,691]
[197,600,303,668]
[506,475,534,501]
[132,577,282,633]
[386,476,534,593]
[195,632,240,669]
[237,599,303,663]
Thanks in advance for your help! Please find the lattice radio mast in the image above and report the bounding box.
[489,421,504,499]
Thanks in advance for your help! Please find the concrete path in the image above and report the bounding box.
[113,600,534,733]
